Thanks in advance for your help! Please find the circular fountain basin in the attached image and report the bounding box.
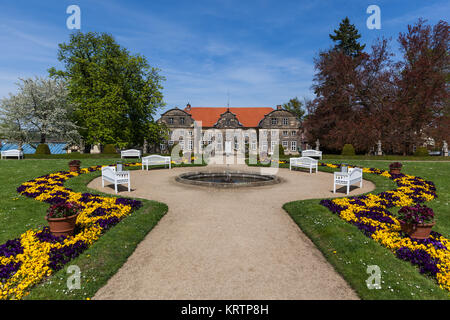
[176,171,281,188]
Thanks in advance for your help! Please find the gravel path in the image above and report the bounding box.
[90,161,374,300]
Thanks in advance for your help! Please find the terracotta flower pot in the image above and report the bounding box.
[390,168,401,175]
[46,212,80,237]
[69,165,80,172]
[399,220,435,239]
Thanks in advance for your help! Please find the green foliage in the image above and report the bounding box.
[35,143,51,155]
[49,31,165,149]
[168,142,183,158]
[329,17,365,56]
[282,97,306,121]
[102,144,117,154]
[414,147,429,156]
[341,144,356,156]
[275,144,285,157]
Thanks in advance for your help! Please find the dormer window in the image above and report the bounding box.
[271,118,277,125]
[283,118,288,125]
[180,117,185,125]
[168,117,174,124]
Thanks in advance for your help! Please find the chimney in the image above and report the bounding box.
[276,105,282,110]
[185,103,191,111]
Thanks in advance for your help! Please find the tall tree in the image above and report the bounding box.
[0,77,80,147]
[394,19,449,154]
[49,31,165,148]
[329,17,366,57]
[282,97,306,121]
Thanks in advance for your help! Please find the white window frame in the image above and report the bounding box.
[282,141,288,148]
[271,118,277,125]
[291,140,297,151]
[283,118,288,125]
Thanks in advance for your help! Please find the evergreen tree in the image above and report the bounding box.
[329,17,365,56]
[282,97,305,122]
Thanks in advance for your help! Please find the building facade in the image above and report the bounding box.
[157,104,305,155]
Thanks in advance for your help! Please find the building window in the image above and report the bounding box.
[282,141,288,148]
[283,118,288,125]
[291,130,296,136]
[291,141,297,151]
[283,131,288,136]
[271,118,277,125]
[168,117,174,124]
[262,142,268,151]
[251,141,257,151]
[160,144,166,150]
[188,140,193,150]
[180,117,185,125]
[188,131,193,136]
[168,140,174,146]
[271,141,277,152]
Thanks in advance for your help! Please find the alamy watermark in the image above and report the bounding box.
[66,5,81,30]
[366,265,382,289]
[366,5,381,30]
[67,265,81,290]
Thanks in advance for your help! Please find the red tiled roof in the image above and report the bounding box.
[184,107,274,127]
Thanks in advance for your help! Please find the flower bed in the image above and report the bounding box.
[318,163,450,292]
[0,163,142,300]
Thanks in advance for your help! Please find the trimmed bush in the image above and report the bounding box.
[275,144,285,157]
[35,143,51,155]
[341,144,356,156]
[414,147,429,157]
[102,144,117,154]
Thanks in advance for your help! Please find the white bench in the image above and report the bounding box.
[289,156,318,173]
[142,155,171,170]
[301,149,322,159]
[333,167,363,195]
[1,149,23,159]
[121,149,141,159]
[101,166,131,194]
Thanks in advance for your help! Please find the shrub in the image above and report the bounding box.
[414,147,429,156]
[102,144,117,154]
[35,143,51,154]
[68,160,81,166]
[168,142,183,158]
[275,144,285,157]
[389,162,403,170]
[341,144,355,156]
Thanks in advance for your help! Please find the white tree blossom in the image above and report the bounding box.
[0,77,80,148]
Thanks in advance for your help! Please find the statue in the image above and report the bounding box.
[443,140,448,157]
[315,139,320,151]
[376,140,383,156]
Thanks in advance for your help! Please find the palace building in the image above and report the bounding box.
[157,104,305,155]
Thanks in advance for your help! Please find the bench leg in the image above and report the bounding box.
[333,182,336,193]
[114,183,118,194]
[360,179,363,188]
[102,177,104,188]
[347,183,350,195]
[128,181,131,192]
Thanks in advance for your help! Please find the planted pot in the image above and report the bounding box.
[46,212,79,237]
[399,220,435,239]
[390,168,401,175]
[69,164,80,172]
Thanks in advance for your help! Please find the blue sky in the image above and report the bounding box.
[0,0,448,117]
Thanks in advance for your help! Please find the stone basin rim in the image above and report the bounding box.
[175,170,282,188]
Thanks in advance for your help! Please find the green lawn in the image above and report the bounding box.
[281,160,450,299]
[0,158,203,299]
[1,157,449,299]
